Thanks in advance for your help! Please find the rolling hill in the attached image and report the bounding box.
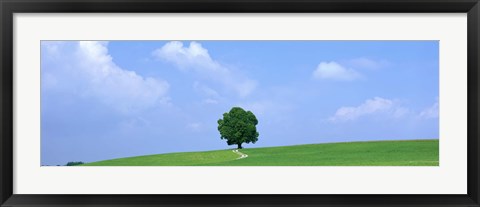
[81,139,439,166]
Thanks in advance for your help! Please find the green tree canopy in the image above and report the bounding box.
[65,161,84,166]
[217,107,259,149]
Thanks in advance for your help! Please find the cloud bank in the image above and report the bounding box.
[42,41,170,114]
[153,41,256,97]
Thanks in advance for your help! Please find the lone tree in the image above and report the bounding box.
[217,107,259,149]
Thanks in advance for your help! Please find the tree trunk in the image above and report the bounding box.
[237,143,243,149]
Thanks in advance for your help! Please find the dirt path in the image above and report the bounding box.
[232,149,248,159]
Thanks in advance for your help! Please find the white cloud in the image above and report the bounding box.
[349,57,389,70]
[312,61,362,81]
[418,100,439,119]
[329,97,408,122]
[41,41,66,57]
[186,122,202,131]
[193,81,220,97]
[203,99,219,104]
[153,41,256,97]
[153,41,218,71]
[393,107,410,118]
[193,82,222,104]
[42,41,170,114]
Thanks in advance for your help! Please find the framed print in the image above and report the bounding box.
[1,0,479,206]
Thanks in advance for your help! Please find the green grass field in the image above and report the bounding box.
[81,139,439,166]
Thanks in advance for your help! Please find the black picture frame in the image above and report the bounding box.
[1,0,479,206]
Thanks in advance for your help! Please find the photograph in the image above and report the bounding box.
[3,0,478,205]
[40,40,439,166]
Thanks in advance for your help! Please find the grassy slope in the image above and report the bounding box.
[82,139,439,166]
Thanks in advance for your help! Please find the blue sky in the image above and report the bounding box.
[41,41,439,165]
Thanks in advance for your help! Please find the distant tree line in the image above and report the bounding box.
[65,161,84,166]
